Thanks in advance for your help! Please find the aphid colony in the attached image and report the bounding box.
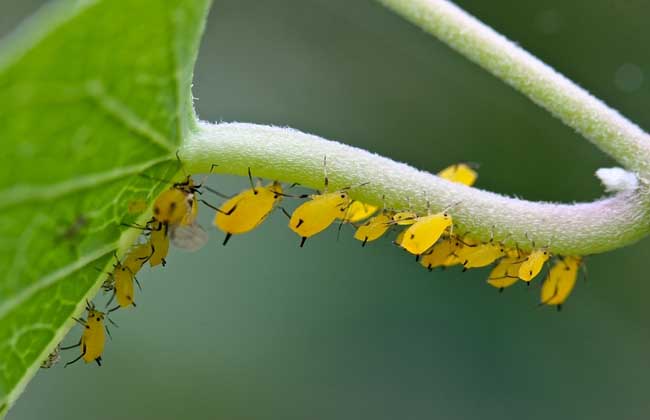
[49,161,585,369]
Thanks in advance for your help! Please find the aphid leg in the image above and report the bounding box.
[323,156,329,192]
[107,317,119,328]
[64,348,86,368]
[108,305,120,314]
[336,221,344,242]
[135,277,142,291]
[60,340,81,350]
[95,357,102,367]
[362,237,368,247]
[105,291,116,309]
[203,185,232,199]
[247,168,257,193]
[280,207,292,219]
[105,325,113,340]
[223,233,233,246]
[300,237,307,247]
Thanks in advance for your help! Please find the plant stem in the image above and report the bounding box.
[376,0,650,178]
[182,121,650,256]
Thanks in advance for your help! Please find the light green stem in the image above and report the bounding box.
[376,0,650,178]
[182,122,650,256]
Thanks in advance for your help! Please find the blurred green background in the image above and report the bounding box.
[4,0,650,419]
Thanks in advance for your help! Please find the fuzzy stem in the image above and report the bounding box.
[182,121,650,255]
[376,0,650,178]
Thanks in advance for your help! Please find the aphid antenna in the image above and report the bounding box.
[86,299,95,311]
[105,291,116,309]
[121,221,155,231]
[442,200,463,214]
[71,317,86,327]
[199,198,232,215]
[341,181,371,192]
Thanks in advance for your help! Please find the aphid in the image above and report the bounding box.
[213,169,284,245]
[437,163,478,186]
[399,210,453,256]
[518,247,551,282]
[40,344,61,369]
[486,256,524,291]
[391,211,418,226]
[123,243,154,274]
[353,212,393,246]
[61,301,112,367]
[152,176,200,227]
[419,236,457,271]
[58,215,88,241]
[461,234,509,270]
[540,256,581,310]
[339,201,378,223]
[289,157,361,247]
[147,220,170,267]
[127,199,148,214]
[104,257,139,311]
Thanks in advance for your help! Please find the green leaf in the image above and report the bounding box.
[0,0,210,414]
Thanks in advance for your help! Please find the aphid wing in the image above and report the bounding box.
[170,223,209,251]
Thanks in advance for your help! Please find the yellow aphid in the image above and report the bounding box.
[437,163,478,186]
[392,211,417,226]
[400,211,453,256]
[62,301,108,367]
[111,263,137,309]
[152,176,199,226]
[339,201,378,223]
[518,248,551,282]
[419,237,457,271]
[540,256,581,309]
[353,212,393,246]
[148,220,170,267]
[487,257,524,291]
[127,199,148,214]
[215,180,283,245]
[394,229,405,246]
[461,242,506,270]
[444,235,477,266]
[289,191,351,247]
[123,243,154,274]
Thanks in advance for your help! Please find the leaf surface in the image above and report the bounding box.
[0,0,210,414]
